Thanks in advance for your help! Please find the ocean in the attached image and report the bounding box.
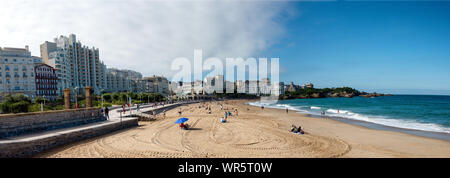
[248,95,450,138]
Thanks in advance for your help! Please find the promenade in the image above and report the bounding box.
[0,101,194,158]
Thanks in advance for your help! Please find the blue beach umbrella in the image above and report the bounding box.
[175,117,189,124]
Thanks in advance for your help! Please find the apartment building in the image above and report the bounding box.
[142,75,169,95]
[0,46,41,99]
[40,34,107,95]
[106,68,143,93]
[34,63,58,100]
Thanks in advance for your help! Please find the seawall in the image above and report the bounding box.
[0,118,138,158]
[0,108,105,139]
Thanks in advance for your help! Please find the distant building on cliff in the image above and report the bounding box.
[285,82,300,92]
[304,82,314,89]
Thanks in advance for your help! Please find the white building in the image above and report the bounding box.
[106,68,143,93]
[40,34,107,95]
[0,46,41,99]
[142,75,169,95]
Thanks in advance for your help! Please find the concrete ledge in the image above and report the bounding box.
[0,118,138,158]
[0,107,104,138]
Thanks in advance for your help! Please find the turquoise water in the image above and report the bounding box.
[248,95,450,134]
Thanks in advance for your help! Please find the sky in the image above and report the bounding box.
[0,0,449,95]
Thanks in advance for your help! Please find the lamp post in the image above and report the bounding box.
[74,87,79,109]
[101,89,105,108]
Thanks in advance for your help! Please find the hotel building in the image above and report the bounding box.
[34,63,58,100]
[40,34,107,95]
[0,46,41,99]
[106,68,144,93]
[142,75,169,95]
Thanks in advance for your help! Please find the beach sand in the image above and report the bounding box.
[36,100,450,158]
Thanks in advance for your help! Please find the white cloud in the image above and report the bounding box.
[0,0,292,79]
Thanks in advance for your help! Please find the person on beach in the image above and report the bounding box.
[290,125,298,133]
[178,108,182,115]
[122,104,125,114]
[221,117,226,123]
[224,111,228,119]
[298,126,305,134]
[180,123,187,130]
[261,105,264,110]
[104,107,109,120]
[163,110,166,119]
[286,107,289,113]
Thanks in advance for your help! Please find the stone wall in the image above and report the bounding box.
[0,108,105,139]
[0,118,138,158]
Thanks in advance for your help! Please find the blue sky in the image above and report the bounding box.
[1,1,449,95]
[265,1,450,95]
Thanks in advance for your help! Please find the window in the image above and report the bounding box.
[13,59,17,62]
[5,65,9,71]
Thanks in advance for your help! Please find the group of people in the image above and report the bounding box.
[290,125,305,135]
[179,122,190,130]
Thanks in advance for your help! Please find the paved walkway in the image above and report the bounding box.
[0,102,192,144]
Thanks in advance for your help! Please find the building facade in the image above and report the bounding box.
[40,34,107,95]
[106,68,143,93]
[142,75,169,95]
[0,46,41,99]
[34,63,58,100]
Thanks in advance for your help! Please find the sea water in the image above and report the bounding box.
[248,95,450,135]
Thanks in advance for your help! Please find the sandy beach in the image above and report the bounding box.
[36,100,450,158]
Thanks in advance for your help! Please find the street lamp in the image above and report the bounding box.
[74,87,79,109]
[40,95,46,112]
[101,89,105,108]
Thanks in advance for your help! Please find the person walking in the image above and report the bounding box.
[104,107,110,120]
